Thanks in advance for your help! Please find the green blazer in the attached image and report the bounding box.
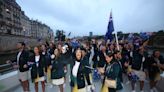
[51,56,65,79]
[70,59,87,89]
[104,60,123,90]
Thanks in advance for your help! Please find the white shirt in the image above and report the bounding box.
[42,52,46,55]
[35,55,40,67]
[72,61,80,77]
[130,51,133,57]
[17,51,22,65]
[154,58,160,64]
[140,57,145,71]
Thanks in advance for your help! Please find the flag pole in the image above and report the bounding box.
[112,10,119,51]
[115,31,119,50]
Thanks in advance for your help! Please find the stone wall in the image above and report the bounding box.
[0,34,44,53]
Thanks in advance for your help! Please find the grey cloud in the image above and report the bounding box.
[17,0,164,36]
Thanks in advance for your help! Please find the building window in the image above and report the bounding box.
[5,8,10,14]
[0,13,3,18]
[0,7,2,13]
[0,1,3,6]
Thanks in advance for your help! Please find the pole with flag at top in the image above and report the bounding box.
[105,10,119,50]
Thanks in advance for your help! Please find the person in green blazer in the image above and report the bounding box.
[50,48,65,92]
[30,46,46,92]
[99,52,122,92]
[70,47,88,92]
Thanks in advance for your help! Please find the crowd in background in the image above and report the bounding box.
[6,36,164,92]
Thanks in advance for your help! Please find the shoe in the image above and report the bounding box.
[49,84,53,88]
[144,80,149,83]
[91,85,95,90]
[150,89,154,92]
[135,84,137,87]
[153,87,158,92]
[132,90,136,92]
[140,90,144,92]
[87,85,92,92]
[125,81,130,85]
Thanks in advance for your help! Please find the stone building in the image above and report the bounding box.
[31,20,54,40]
[48,28,54,41]
[30,20,38,38]
[21,11,31,37]
[0,0,22,35]
[0,0,54,40]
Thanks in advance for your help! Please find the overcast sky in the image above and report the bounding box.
[16,0,164,37]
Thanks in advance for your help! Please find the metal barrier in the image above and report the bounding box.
[0,64,13,75]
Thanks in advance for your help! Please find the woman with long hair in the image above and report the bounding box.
[148,50,164,92]
[70,48,88,92]
[50,48,65,92]
[30,46,46,92]
[40,44,51,84]
[100,52,121,92]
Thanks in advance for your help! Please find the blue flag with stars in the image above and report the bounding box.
[105,11,114,42]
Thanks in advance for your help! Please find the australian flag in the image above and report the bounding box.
[105,11,114,42]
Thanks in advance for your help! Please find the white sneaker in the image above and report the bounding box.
[144,79,149,83]
[132,90,136,92]
[153,87,158,92]
[49,84,53,88]
[91,85,95,90]
[125,81,130,85]
[87,85,92,92]
[135,84,137,87]
[140,90,144,92]
[150,89,154,92]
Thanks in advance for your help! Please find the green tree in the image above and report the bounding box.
[55,30,66,41]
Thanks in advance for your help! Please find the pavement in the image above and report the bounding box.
[11,80,152,92]
[11,65,154,92]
